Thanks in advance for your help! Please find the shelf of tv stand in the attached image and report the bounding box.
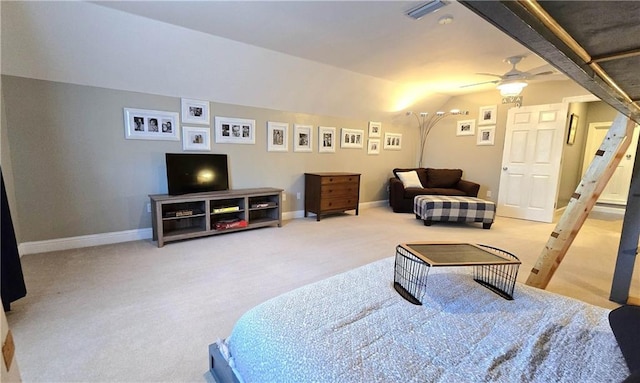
[149,187,283,247]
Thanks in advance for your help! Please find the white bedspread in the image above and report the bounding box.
[225,257,628,382]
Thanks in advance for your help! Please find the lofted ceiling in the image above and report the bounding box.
[94,0,566,97]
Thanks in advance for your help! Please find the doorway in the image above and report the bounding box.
[582,122,639,205]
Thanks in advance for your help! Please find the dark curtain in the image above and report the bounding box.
[1,168,26,311]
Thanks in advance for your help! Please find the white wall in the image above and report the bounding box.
[1,1,433,120]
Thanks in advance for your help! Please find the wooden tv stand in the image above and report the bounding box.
[149,187,282,247]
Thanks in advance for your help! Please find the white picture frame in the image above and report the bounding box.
[341,128,364,148]
[456,119,476,136]
[267,121,289,152]
[124,108,179,141]
[383,132,402,150]
[293,124,313,152]
[478,105,497,125]
[214,116,256,144]
[367,139,380,155]
[181,98,210,125]
[477,125,496,146]
[318,126,336,153]
[182,126,211,151]
[368,121,382,138]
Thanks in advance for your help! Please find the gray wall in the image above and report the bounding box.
[1,76,414,242]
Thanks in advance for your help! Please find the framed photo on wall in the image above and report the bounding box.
[267,121,289,152]
[456,119,476,136]
[318,126,336,153]
[367,139,380,154]
[181,98,210,125]
[214,116,256,144]
[383,132,402,150]
[478,105,497,125]
[567,113,578,145]
[477,125,496,146]
[341,128,364,148]
[368,121,382,138]
[182,126,211,151]
[293,124,313,152]
[124,108,179,141]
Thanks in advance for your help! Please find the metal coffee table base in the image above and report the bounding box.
[393,243,521,305]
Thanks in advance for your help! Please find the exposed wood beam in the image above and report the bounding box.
[526,115,635,288]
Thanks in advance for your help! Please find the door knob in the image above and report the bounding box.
[502,167,508,171]
[627,154,632,159]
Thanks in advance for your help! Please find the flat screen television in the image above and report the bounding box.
[165,153,229,195]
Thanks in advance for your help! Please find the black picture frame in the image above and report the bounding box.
[567,113,578,145]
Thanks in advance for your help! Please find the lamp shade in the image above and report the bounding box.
[497,81,528,97]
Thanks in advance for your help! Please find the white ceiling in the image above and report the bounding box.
[95,0,566,96]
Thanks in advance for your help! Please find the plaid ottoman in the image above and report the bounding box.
[414,195,495,229]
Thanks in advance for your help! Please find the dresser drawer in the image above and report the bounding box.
[320,175,359,185]
[320,197,358,211]
[321,183,359,198]
[304,172,360,221]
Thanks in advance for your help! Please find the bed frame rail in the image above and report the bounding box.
[208,343,240,383]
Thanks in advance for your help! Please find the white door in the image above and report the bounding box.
[497,103,567,223]
[582,122,639,204]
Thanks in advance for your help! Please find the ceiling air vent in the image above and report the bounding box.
[406,0,449,20]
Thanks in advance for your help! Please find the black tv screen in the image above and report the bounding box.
[165,153,229,195]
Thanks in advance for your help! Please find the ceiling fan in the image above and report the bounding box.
[462,55,554,96]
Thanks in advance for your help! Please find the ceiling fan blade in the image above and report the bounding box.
[531,70,554,77]
[475,72,503,78]
[460,79,500,88]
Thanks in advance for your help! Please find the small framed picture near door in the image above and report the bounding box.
[456,119,475,136]
[478,105,497,125]
[567,113,578,145]
[477,126,495,146]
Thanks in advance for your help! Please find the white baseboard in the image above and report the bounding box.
[18,201,388,255]
[591,204,626,217]
[18,228,153,256]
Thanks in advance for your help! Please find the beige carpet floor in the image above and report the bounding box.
[6,206,639,382]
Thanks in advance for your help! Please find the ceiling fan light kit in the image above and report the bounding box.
[497,80,528,97]
[462,55,553,97]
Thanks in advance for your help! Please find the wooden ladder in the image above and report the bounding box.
[526,113,636,289]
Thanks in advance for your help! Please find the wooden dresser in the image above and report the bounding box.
[304,172,361,221]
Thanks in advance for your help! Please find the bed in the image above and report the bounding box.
[209,256,634,383]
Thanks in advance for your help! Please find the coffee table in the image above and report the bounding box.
[393,242,521,305]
